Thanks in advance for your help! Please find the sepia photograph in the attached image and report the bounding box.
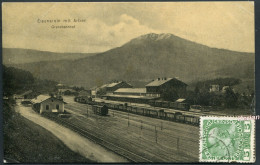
[2,1,255,163]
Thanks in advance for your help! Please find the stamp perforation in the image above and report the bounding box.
[199,116,255,163]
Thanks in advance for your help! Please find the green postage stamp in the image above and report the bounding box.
[200,116,255,163]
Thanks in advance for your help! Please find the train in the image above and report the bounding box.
[74,96,202,126]
[148,100,190,111]
[92,105,109,116]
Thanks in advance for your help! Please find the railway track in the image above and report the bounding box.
[42,113,152,163]
[67,103,199,132]
[64,103,199,159]
[65,103,199,139]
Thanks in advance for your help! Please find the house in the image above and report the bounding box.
[113,88,146,96]
[146,77,187,97]
[31,95,66,114]
[221,86,230,93]
[209,85,220,92]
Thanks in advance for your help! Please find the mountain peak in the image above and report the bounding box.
[137,33,175,41]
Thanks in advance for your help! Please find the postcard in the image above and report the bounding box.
[2,2,255,163]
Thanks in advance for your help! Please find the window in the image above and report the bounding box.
[56,104,59,110]
[46,105,49,110]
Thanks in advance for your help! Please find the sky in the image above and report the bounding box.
[2,2,255,53]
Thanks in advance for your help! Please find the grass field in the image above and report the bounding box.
[3,101,92,163]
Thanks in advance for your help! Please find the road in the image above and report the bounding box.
[15,100,128,163]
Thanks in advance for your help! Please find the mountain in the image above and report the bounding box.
[8,33,254,88]
[2,48,97,64]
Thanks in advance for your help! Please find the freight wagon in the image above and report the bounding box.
[75,96,201,125]
[92,105,109,116]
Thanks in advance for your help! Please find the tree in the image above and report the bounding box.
[224,87,238,108]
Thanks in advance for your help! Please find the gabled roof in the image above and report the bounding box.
[146,78,172,87]
[31,95,66,104]
[175,98,186,103]
[146,78,187,87]
[19,90,33,96]
[56,83,64,86]
[31,95,51,103]
[114,88,146,93]
[101,81,132,88]
[106,82,121,87]
[100,84,109,88]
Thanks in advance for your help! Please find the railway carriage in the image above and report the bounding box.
[118,104,125,111]
[136,107,144,115]
[161,101,170,108]
[74,97,203,126]
[164,109,176,120]
[173,112,184,122]
[145,108,159,117]
[154,101,163,107]
[148,100,155,106]
[177,103,190,111]
[92,105,108,116]
[126,106,132,112]
[169,102,178,109]
[131,106,138,113]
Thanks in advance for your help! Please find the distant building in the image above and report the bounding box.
[221,86,230,93]
[94,81,133,97]
[56,83,65,89]
[145,77,187,97]
[78,90,91,97]
[105,81,133,93]
[90,86,98,98]
[58,89,77,95]
[13,90,39,100]
[31,95,66,114]
[113,88,146,96]
[209,85,220,92]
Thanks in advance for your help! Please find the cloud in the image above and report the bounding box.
[2,2,254,53]
[3,10,158,52]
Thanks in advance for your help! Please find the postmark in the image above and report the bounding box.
[200,116,255,163]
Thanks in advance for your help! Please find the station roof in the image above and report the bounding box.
[114,88,146,93]
[105,94,158,100]
[58,89,77,93]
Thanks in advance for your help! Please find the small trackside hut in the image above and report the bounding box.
[31,95,66,114]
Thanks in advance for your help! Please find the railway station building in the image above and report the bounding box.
[105,81,133,93]
[145,77,187,97]
[94,81,133,97]
[31,95,66,114]
[113,88,146,96]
